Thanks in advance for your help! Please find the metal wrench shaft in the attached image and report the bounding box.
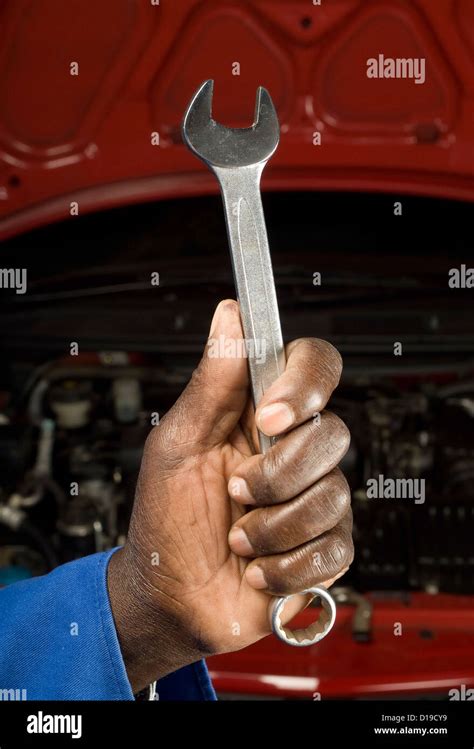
[214,163,285,453]
[182,79,336,647]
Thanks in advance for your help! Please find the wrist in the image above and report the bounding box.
[107,546,202,693]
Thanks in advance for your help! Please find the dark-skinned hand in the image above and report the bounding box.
[108,300,354,692]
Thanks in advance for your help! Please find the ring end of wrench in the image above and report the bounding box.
[271,586,336,647]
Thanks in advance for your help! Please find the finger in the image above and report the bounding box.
[245,511,354,595]
[270,564,350,630]
[228,410,350,506]
[255,338,342,437]
[228,468,350,557]
[145,300,249,459]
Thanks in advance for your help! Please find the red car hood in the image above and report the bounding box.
[1,0,474,240]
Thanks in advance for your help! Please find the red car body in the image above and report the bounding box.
[1,0,473,697]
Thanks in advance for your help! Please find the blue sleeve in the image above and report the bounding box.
[0,548,216,701]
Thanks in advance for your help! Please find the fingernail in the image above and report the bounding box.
[228,478,254,504]
[246,566,267,589]
[257,403,294,436]
[228,527,253,556]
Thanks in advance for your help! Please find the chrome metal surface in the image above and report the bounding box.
[182,79,336,645]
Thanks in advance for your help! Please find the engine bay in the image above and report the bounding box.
[0,191,472,606]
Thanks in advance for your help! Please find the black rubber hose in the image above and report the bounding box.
[17,520,58,572]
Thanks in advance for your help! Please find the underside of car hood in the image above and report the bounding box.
[1,0,474,239]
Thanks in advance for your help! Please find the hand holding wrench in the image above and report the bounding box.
[182,80,336,647]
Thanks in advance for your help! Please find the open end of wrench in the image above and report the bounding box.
[181,79,337,648]
[182,79,279,169]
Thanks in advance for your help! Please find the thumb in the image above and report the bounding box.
[160,299,249,453]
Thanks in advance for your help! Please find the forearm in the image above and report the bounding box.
[107,546,204,693]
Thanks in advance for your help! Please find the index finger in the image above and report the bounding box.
[255,338,342,437]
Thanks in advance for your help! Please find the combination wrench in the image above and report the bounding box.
[182,79,336,647]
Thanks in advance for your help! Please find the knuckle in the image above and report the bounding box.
[316,470,351,525]
[295,338,322,374]
[323,412,351,456]
[289,339,342,409]
[252,449,285,502]
[333,525,355,567]
[314,339,343,380]
[294,341,330,409]
[281,449,306,486]
[327,540,348,568]
[332,470,352,515]
[246,510,273,553]
[268,545,326,593]
[264,550,304,593]
[308,545,338,584]
[317,525,354,576]
[290,337,319,358]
